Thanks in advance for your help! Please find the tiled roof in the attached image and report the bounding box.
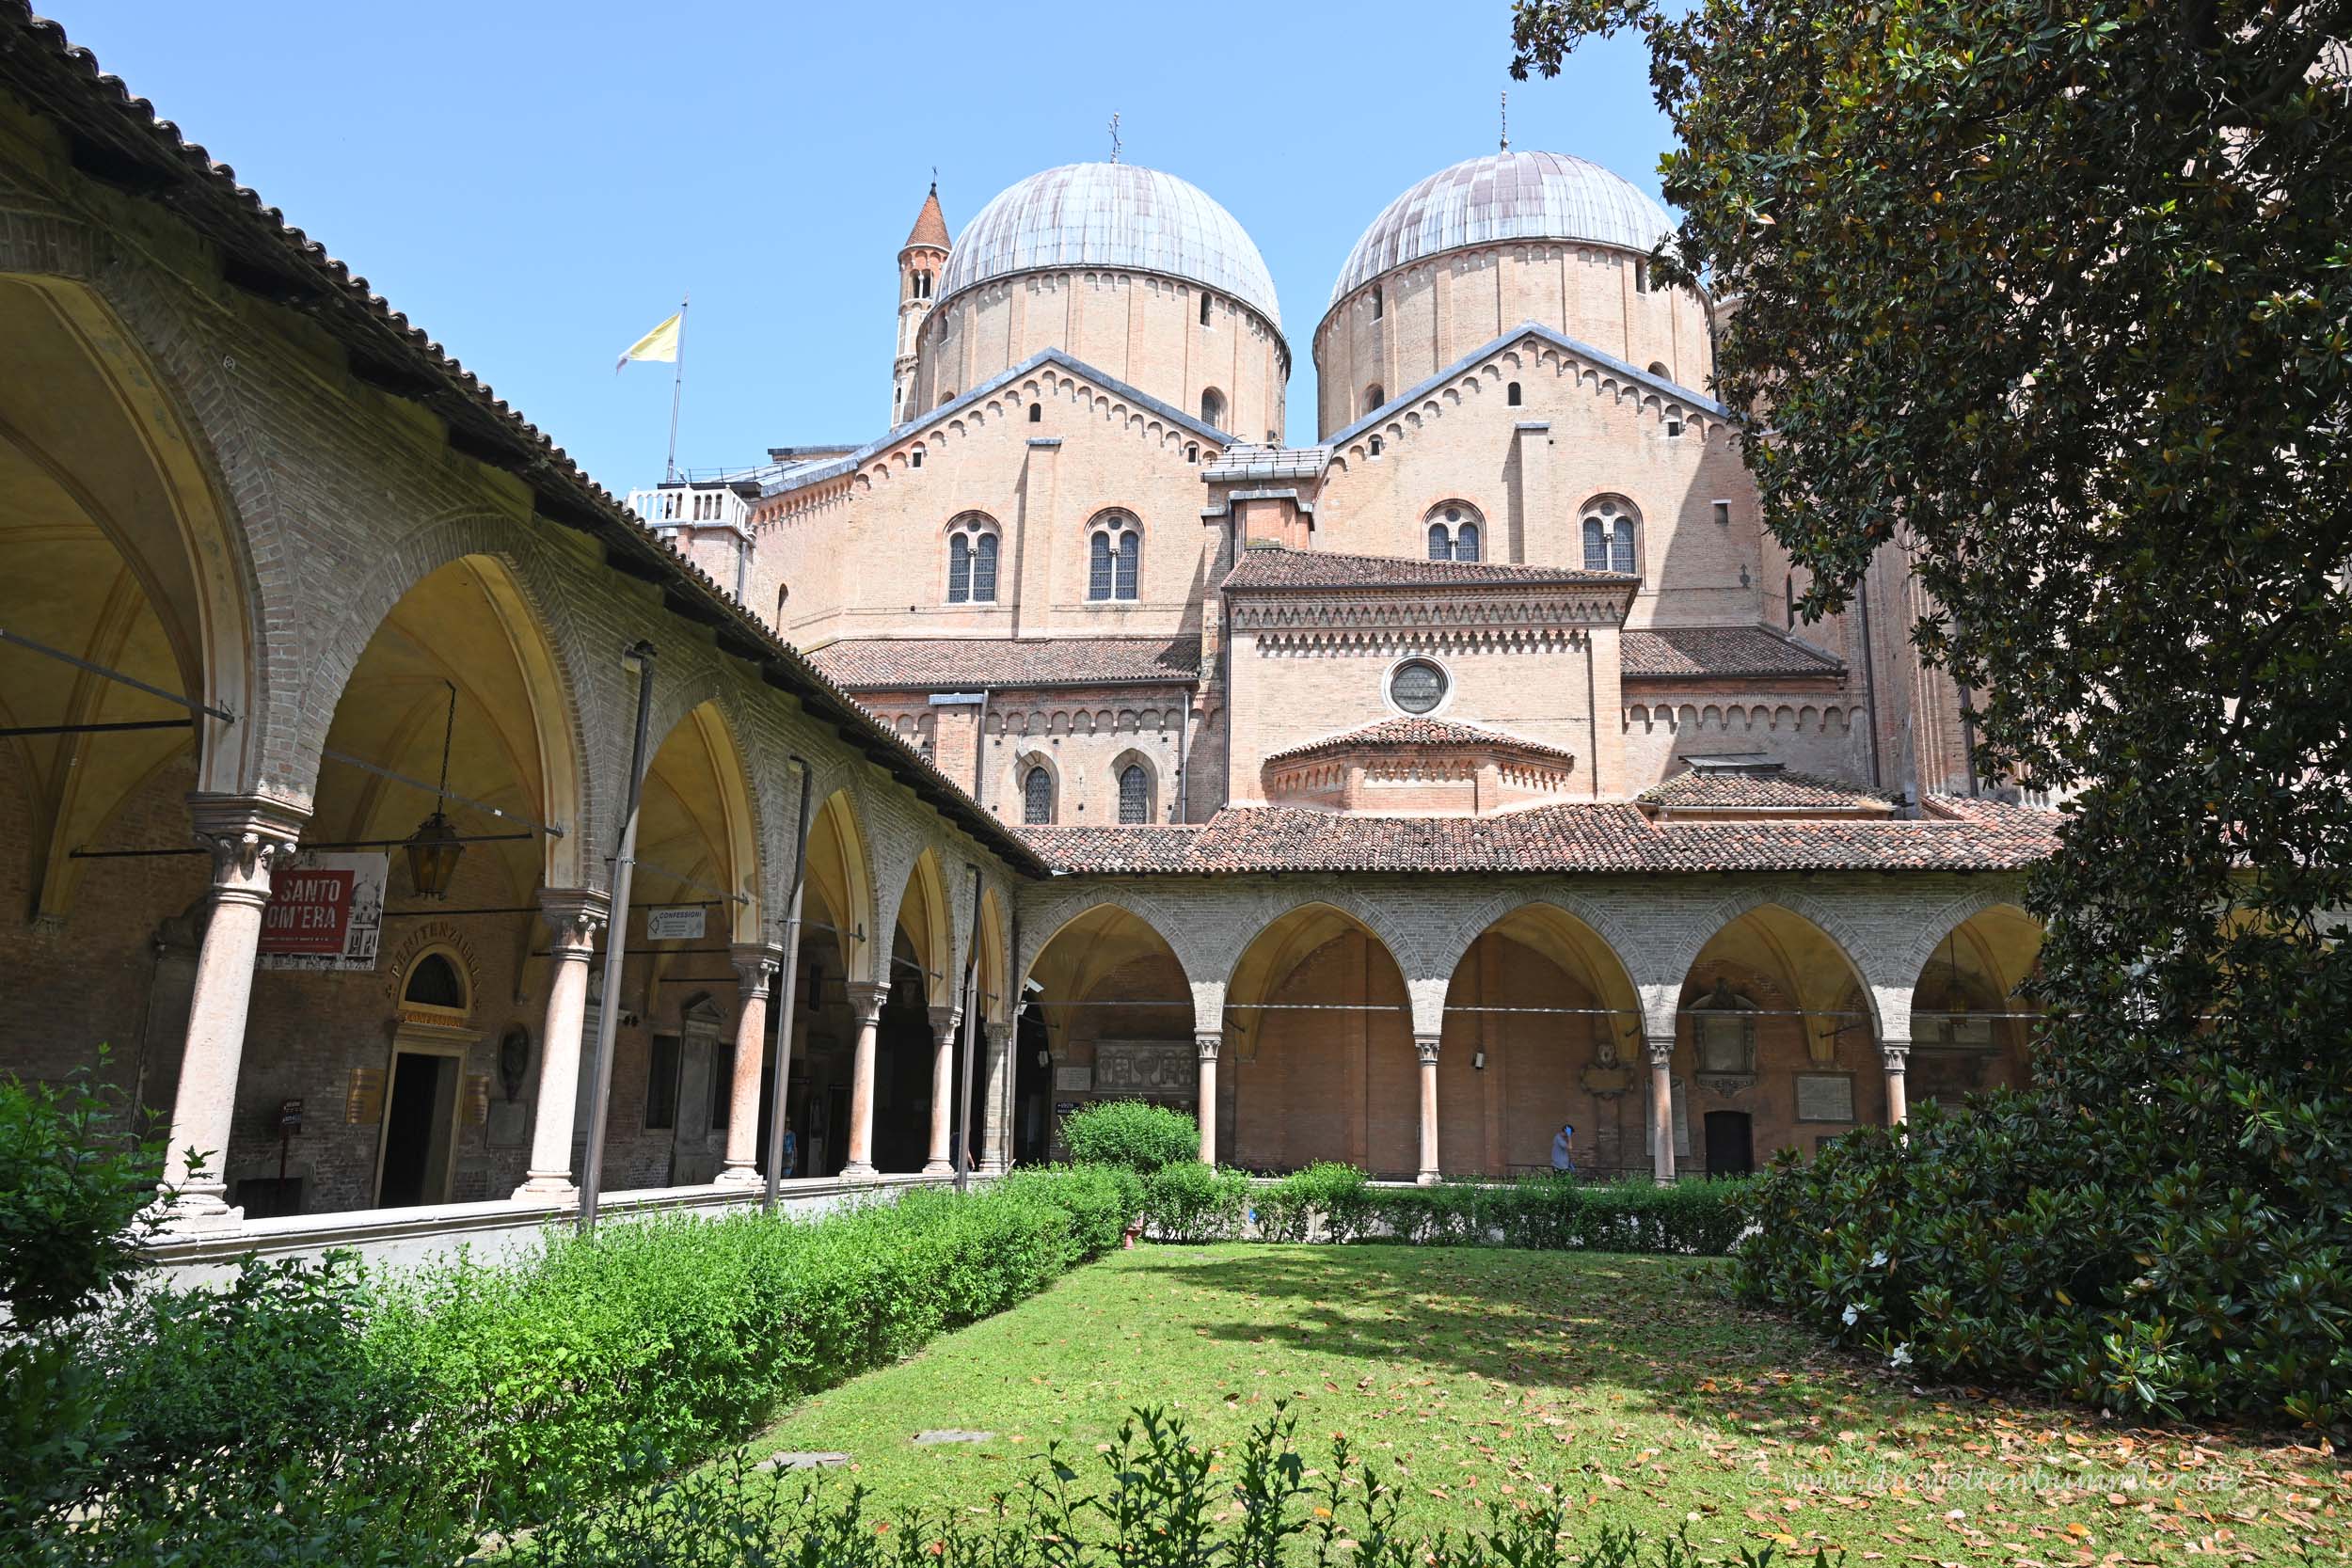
[807,636,1200,690]
[1264,716,1576,766]
[1223,543,1631,593]
[0,6,1048,879]
[1022,799,2057,875]
[1639,769,1891,813]
[1621,626,1844,679]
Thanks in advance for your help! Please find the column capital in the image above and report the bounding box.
[984,1019,1015,1046]
[1414,1033,1441,1066]
[1880,1043,1911,1074]
[844,979,888,1026]
[1196,1031,1221,1062]
[539,888,611,956]
[928,1004,963,1040]
[187,792,308,905]
[1645,1034,1677,1069]
[730,942,784,996]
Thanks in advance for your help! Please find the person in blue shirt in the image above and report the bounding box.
[1550,1121,1577,1176]
[779,1120,797,1178]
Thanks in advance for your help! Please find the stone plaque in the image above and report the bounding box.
[1092,1040,1194,1097]
[1794,1072,1855,1123]
[1054,1065,1093,1092]
[485,1099,530,1148]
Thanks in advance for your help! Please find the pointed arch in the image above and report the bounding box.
[803,787,876,986]
[893,847,955,1007]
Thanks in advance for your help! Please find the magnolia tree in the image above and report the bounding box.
[1508,0,2352,1423]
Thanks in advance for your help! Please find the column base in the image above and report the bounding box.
[1415,1171,1440,1187]
[712,1164,764,1188]
[920,1159,954,1177]
[161,1187,245,1233]
[511,1172,580,1202]
[839,1162,879,1182]
[977,1158,1009,1177]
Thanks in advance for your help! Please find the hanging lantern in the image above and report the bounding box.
[404,809,465,899]
[403,681,467,899]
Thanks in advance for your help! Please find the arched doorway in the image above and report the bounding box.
[784,788,874,1177]
[1671,905,1883,1173]
[1023,904,1192,1164]
[1439,904,1644,1178]
[1227,903,1414,1177]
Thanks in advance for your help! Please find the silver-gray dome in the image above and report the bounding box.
[1328,151,1673,307]
[936,162,1281,331]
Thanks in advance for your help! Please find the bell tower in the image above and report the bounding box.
[895,181,950,426]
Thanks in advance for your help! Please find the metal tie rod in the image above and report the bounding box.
[321,747,565,837]
[608,853,748,905]
[0,627,234,722]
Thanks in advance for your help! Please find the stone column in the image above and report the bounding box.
[979,1021,1014,1174]
[162,795,307,1229]
[1882,1044,1911,1127]
[1646,1035,1677,1185]
[840,980,887,1180]
[715,942,782,1186]
[514,889,611,1199]
[923,1005,960,1177]
[1195,1032,1221,1165]
[1414,1034,1442,1185]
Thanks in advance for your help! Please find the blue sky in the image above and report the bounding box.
[55,2,1673,487]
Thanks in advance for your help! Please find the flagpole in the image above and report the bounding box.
[665,293,688,482]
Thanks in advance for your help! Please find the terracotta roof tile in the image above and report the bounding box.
[904,185,950,251]
[1621,626,1844,679]
[1222,542,1631,592]
[1638,769,1891,813]
[807,636,1199,690]
[1022,800,2057,875]
[1264,716,1576,765]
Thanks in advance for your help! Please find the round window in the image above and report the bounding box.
[1390,658,1447,714]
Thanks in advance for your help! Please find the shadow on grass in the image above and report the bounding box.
[1121,1244,1891,1439]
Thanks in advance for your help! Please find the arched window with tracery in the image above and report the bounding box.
[1118,763,1150,823]
[1023,765,1054,825]
[1089,511,1141,602]
[1581,497,1639,576]
[1423,501,1484,563]
[946,514,999,603]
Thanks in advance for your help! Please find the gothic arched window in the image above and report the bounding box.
[1023,766,1054,825]
[1364,384,1385,415]
[1581,498,1640,577]
[1424,502,1484,563]
[1089,512,1140,602]
[1200,388,1226,429]
[946,515,998,603]
[1118,764,1150,824]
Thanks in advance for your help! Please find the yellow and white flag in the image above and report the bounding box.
[615,311,681,372]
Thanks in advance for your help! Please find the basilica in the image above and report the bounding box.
[0,7,2053,1263]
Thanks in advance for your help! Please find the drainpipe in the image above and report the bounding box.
[1854,576,1885,793]
[955,863,983,1193]
[763,757,813,1216]
[1956,680,1981,798]
[580,639,658,1233]
[1176,697,1189,823]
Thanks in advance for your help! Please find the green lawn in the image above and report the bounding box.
[749,1245,2347,1563]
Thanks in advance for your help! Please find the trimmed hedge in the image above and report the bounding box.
[1058,1099,1200,1173]
[40,1165,1140,1555]
[1136,1164,1751,1255]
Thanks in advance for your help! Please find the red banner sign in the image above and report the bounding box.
[261,866,357,956]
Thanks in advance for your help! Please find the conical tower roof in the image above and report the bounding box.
[903,183,950,253]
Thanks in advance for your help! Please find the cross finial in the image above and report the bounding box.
[930,164,938,194]
[1108,111,1121,164]
[1500,90,1510,152]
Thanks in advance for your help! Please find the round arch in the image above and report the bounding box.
[1908,901,2043,1111]
[803,787,876,986]
[1024,900,1195,1162]
[1225,901,1417,1177]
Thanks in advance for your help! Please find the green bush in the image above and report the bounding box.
[1058,1099,1199,1173]
[1253,1161,1372,1242]
[1139,1163,1251,1243]
[1733,1085,2352,1428]
[0,1057,168,1331]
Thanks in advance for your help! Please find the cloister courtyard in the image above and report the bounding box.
[739,1246,2346,1563]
